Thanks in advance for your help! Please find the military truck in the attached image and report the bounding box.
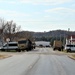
[0,42,19,52]
[53,40,63,51]
[18,39,33,51]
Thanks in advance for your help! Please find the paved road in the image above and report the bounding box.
[0,48,75,75]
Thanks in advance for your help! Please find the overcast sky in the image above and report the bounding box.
[0,0,75,32]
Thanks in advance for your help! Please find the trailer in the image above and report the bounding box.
[53,40,63,51]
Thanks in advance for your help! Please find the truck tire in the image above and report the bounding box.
[53,48,55,51]
[17,49,21,52]
[26,48,29,52]
[1,49,5,51]
[7,49,9,52]
[58,48,61,51]
[67,49,71,52]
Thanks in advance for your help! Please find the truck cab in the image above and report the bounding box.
[18,39,33,51]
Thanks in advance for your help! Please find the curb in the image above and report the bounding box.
[68,55,75,60]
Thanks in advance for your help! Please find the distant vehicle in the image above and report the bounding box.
[46,45,51,47]
[39,44,43,47]
[18,39,33,51]
[65,44,75,52]
[35,41,50,47]
[0,42,19,52]
[53,40,63,51]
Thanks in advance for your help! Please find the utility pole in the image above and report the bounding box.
[68,28,70,32]
[68,28,70,44]
[63,33,66,46]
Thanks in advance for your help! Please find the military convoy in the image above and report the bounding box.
[0,39,36,52]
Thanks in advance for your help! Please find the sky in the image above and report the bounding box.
[0,0,75,32]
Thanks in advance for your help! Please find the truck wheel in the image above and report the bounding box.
[1,49,5,51]
[58,48,61,51]
[30,47,32,51]
[17,49,21,52]
[53,48,55,51]
[67,49,71,52]
[67,49,69,52]
[26,48,29,51]
[34,47,35,49]
[22,49,25,52]
[7,49,9,52]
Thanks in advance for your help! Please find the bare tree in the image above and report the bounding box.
[15,31,34,42]
[0,19,7,45]
[4,20,21,41]
[0,19,21,44]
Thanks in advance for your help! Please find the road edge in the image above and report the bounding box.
[68,55,75,60]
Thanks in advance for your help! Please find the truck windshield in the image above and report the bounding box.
[18,40,27,44]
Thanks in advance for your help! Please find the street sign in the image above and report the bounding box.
[6,38,10,42]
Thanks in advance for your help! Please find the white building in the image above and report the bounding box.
[66,35,75,45]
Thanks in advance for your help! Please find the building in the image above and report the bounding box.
[66,35,75,45]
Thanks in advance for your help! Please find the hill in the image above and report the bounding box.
[10,30,75,42]
[33,30,75,38]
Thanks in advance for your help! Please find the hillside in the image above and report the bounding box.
[33,30,75,38]
[10,30,75,42]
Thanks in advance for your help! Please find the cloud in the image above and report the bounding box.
[72,4,75,7]
[0,0,73,5]
[0,0,17,4]
[0,9,32,21]
[45,7,75,14]
[34,12,41,15]
[44,16,50,18]
[19,0,73,5]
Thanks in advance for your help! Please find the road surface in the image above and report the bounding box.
[0,48,75,75]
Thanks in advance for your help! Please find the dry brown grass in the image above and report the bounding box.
[0,55,11,59]
[68,55,75,60]
[72,55,75,58]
